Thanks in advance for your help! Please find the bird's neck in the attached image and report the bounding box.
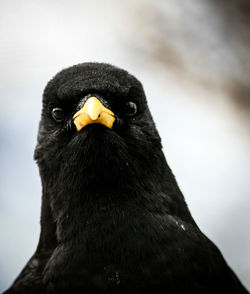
[37,144,194,252]
[37,148,166,243]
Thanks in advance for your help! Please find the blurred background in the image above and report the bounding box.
[0,0,249,291]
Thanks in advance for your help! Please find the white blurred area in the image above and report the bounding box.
[0,0,249,292]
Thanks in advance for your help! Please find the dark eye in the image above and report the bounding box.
[51,107,65,122]
[124,101,137,116]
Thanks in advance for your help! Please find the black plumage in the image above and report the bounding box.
[4,63,249,294]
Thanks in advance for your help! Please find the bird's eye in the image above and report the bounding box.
[124,102,137,116]
[51,108,65,122]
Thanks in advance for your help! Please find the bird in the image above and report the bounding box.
[3,62,249,294]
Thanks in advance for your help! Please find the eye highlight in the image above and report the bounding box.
[124,101,137,117]
[51,107,65,122]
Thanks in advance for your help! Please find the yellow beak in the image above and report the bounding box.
[73,96,115,131]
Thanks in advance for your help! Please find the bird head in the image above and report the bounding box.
[34,63,165,199]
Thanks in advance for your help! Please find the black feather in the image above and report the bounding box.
[4,62,249,294]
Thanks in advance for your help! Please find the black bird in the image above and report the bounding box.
[4,63,249,294]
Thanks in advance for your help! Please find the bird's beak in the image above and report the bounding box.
[73,96,116,131]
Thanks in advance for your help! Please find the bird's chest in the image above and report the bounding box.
[45,211,170,293]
